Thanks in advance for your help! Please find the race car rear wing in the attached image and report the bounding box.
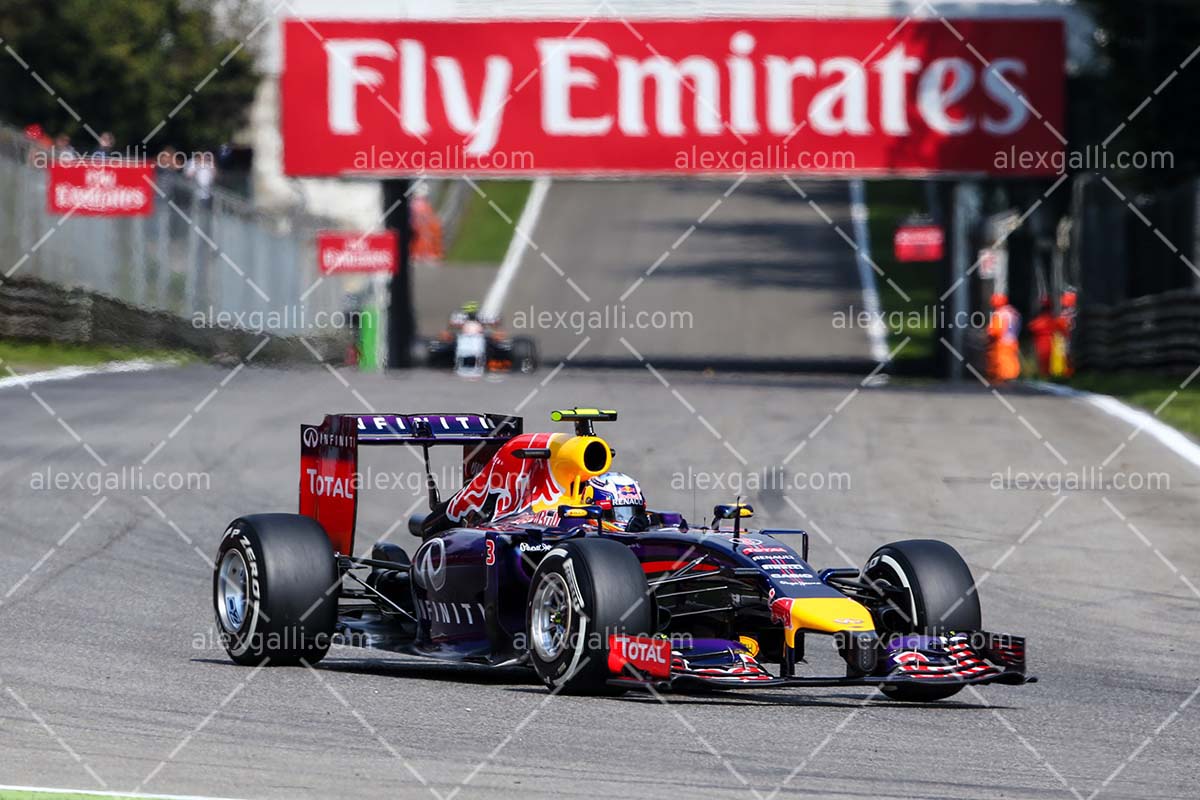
[299,413,522,555]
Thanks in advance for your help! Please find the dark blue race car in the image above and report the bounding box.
[212,408,1031,699]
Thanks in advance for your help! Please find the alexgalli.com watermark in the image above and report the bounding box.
[991,466,1170,495]
[834,305,991,333]
[672,467,851,493]
[674,145,855,172]
[192,306,367,335]
[31,466,211,496]
[352,145,534,171]
[993,145,1174,173]
[511,305,694,336]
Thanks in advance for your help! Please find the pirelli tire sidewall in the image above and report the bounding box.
[213,514,339,667]
[863,538,982,702]
[525,537,653,695]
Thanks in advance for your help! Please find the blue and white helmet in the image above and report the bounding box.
[586,471,647,530]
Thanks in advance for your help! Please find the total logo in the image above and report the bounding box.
[742,546,788,554]
[305,468,352,498]
[612,636,668,664]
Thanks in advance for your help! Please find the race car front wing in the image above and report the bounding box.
[607,631,1033,692]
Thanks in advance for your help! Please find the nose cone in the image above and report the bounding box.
[771,596,875,646]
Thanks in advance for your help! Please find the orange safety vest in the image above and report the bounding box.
[987,305,1022,381]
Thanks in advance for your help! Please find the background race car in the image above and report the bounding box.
[419,303,539,377]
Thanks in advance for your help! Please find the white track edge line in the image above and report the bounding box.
[848,179,889,363]
[481,176,552,320]
[0,359,171,391]
[1032,380,1200,471]
[0,784,249,800]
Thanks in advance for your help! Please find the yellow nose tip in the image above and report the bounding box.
[775,597,875,646]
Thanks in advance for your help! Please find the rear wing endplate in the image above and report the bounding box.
[299,412,522,555]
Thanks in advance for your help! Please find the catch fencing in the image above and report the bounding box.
[0,125,345,339]
[1066,173,1200,372]
[1076,289,1200,371]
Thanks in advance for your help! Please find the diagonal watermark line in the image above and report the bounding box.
[0,497,107,608]
[3,683,108,788]
[932,9,1066,146]
[1099,177,1200,283]
[939,495,1068,621]
[763,690,883,800]
[965,686,1085,800]
[1098,42,1200,149]
[1085,681,1200,800]
[2,44,100,146]
[3,205,80,282]
[142,336,270,466]
[620,173,747,303]
[1,361,107,468]
[940,173,1070,302]
[620,337,748,465]
[783,338,909,465]
[1101,497,1200,601]
[1101,364,1200,467]
[636,679,764,800]
[140,496,217,571]
[141,1,281,145]
[940,337,1069,465]
[133,661,269,793]
[514,335,591,413]
[442,665,583,800]
[303,660,445,800]
[783,176,912,304]
[143,176,271,302]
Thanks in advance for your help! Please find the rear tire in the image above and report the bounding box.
[213,514,339,667]
[525,538,653,694]
[862,539,981,702]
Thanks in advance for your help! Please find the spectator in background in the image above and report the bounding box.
[155,145,183,196]
[96,131,117,157]
[24,124,51,166]
[185,151,216,206]
[156,145,181,171]
[52,133,76,162]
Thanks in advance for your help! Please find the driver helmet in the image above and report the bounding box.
[461,300,480,321]
[585,472,649,531]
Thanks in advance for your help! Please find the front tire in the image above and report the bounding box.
[213,514,339,667]
[509,337,538,373]
[525,538,653,694]
[863,539,981,702]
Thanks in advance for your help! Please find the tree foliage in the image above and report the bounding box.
[1081,0,1200,183]
[0,0,259,153]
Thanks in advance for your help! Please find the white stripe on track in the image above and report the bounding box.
[0,359,169,391]
[1034,380,1200,471]
[0,784,249,800]
[848,179,889,363]
[481,177,552,320]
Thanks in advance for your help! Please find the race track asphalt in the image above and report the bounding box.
[498,179,876,369]
[1,363,1198,800]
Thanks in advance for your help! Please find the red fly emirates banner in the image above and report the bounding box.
[281,18,1064,177]
[47,162,154,216]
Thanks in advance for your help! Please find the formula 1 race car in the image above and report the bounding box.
[212,409,1031,699]
[421,304,537,377]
